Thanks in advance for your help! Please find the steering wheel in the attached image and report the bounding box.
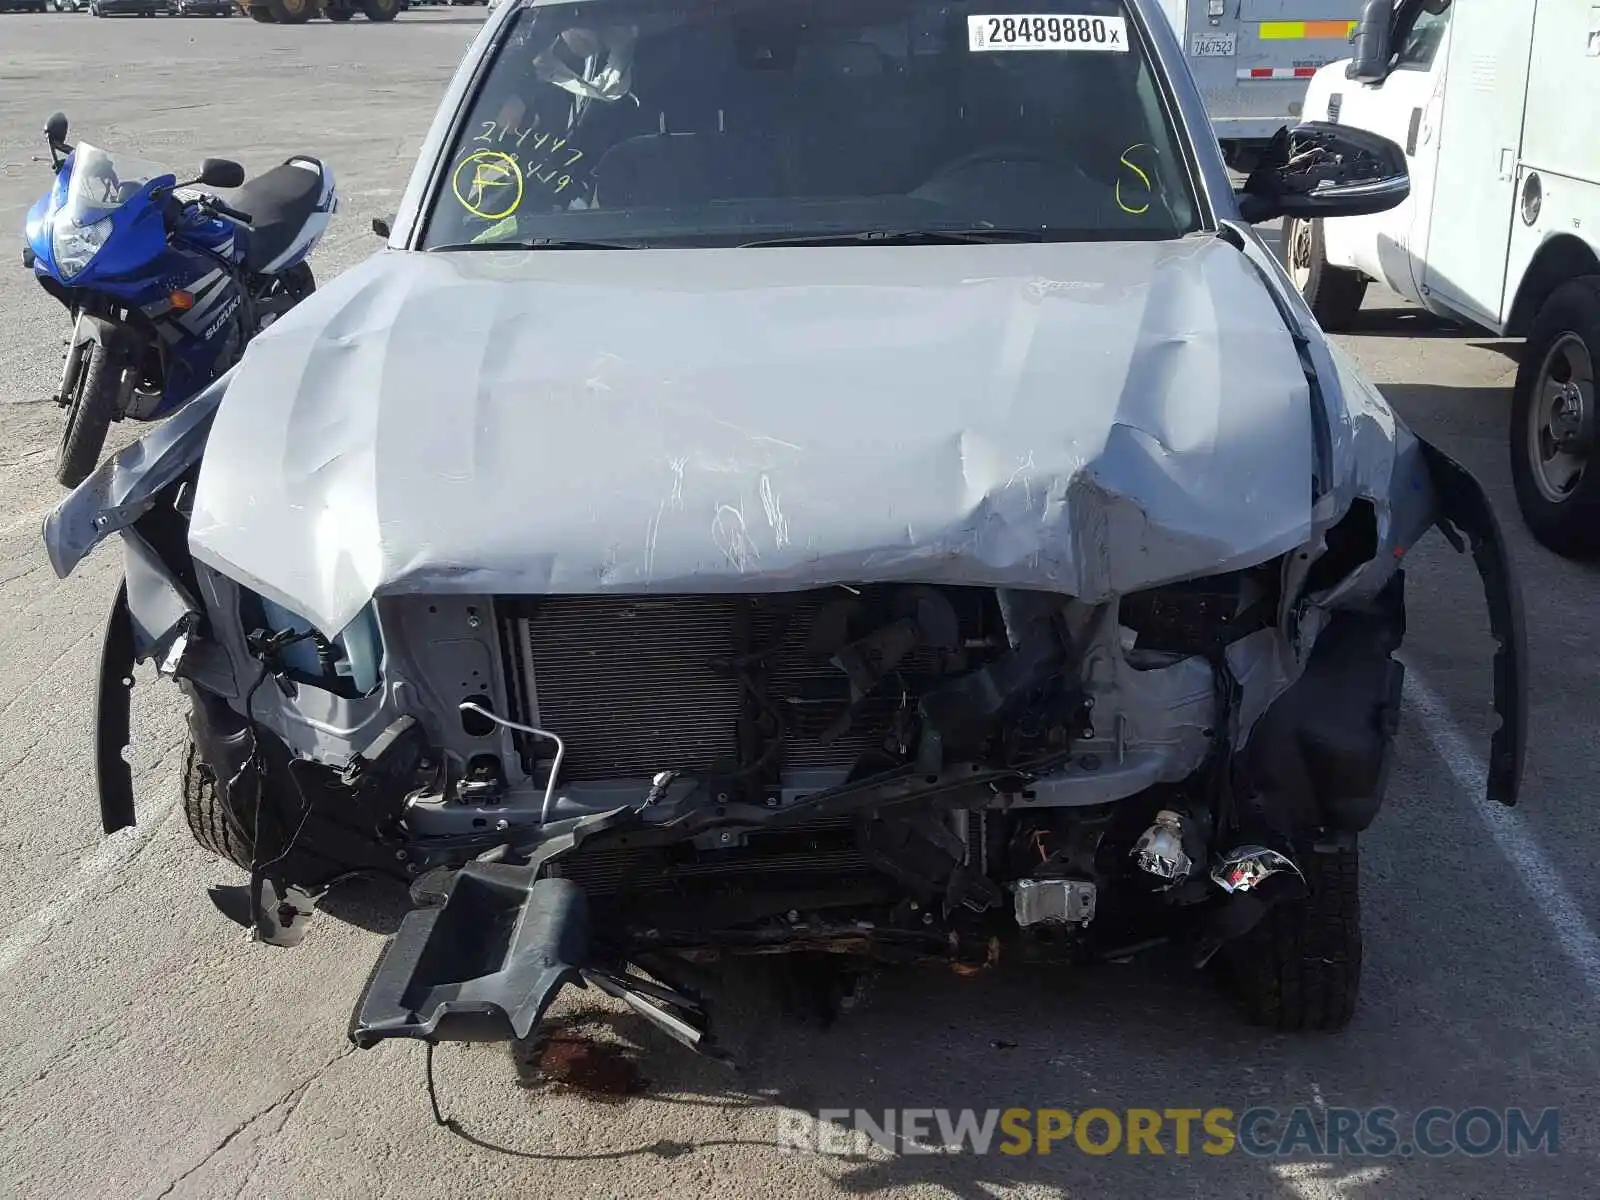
[925,143,1063,181]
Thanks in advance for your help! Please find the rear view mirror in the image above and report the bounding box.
[1346,0,1394,82]
[198,157,246,189]
[1237,122,1410,224]
[45,112,69,147]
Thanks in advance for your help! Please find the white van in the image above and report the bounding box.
[1291,0,1600,557]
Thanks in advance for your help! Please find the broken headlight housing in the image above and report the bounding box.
[251,595,384,698]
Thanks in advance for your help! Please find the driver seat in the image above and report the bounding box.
[234,157,331,274]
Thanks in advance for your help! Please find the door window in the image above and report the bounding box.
[1394,3,1451,71]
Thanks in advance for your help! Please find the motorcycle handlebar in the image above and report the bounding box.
[155,188,253,229]
[207,198,254,226]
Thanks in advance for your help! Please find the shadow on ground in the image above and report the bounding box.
[1348,306,1472,339]
[1379,381,1515,475]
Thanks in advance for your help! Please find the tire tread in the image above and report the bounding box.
[182,740,255,871]
[1282,217,1368,333]
[1228,846,1362,1032]
[56,342,120,489]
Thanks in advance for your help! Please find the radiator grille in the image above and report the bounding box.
[514,595,747,781]
[501,588,997,784]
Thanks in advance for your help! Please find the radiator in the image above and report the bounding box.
[499,588,994,784]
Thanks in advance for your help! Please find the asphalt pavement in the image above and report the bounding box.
[2,11,1598,1199]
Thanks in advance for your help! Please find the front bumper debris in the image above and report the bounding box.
[349,870,590,1048]
[349,865,732,1061]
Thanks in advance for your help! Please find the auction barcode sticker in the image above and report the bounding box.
[968,14,1129,51]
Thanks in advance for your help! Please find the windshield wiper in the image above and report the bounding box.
[428,238,637,252]
[739,228,1047,248]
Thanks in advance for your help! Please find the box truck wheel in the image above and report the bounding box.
[1281,217,1367,333]
[1511,277,1600,558]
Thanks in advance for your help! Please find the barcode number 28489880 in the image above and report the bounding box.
[967,14,1129,52]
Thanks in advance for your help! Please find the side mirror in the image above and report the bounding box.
[1236,122,1410,224]
[45,112,69,147]
[1345,0,1394,83]
[198,157,246,189]
[372,217,392,239]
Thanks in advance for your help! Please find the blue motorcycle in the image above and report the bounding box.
[23,112,337,487]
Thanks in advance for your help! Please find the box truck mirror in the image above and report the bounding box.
[1347,0,1395,83]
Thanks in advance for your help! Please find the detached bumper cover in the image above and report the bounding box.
[348,870,589,1048]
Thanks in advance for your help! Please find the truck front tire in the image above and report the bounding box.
[1510,276,1600,558]
[183,740,256,871]
[1281,216,1368,333]
[1223,844,1363,1032]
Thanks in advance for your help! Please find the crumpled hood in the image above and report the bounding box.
[188,237,1316,637]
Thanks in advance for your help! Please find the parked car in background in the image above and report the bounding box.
[89,0,165,13]
[169,0,234,12]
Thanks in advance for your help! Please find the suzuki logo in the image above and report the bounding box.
[204,295,242,341]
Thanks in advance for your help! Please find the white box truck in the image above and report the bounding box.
[1290,0,1600,558]
[1154,0,1370,168]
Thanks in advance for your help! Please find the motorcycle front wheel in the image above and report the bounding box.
[57,341,124,489]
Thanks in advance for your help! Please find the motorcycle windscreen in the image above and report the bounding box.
[59,143,175,226]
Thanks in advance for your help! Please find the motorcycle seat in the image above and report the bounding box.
[236,158,329,273]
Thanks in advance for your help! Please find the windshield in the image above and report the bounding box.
[60,143,174,226]
[421,0,1201,249]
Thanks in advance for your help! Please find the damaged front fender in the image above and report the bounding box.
[1235,439,1526,830]
[1232,227,1524,809]
[122,527,202,671]
[52,376,230,835]
[42,370,226,580]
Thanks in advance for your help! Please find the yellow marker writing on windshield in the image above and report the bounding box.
[1116,143,1154,216]
[452,149,525,221]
